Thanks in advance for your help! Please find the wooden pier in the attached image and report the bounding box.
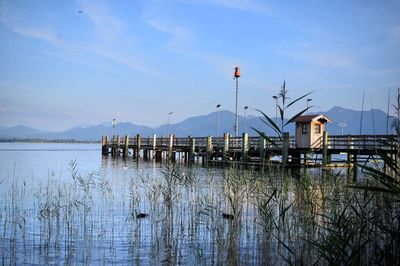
[101,132,398,167]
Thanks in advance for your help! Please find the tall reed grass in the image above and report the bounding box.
[1,159,399,264]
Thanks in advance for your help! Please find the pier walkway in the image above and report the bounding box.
[101,132,398,167]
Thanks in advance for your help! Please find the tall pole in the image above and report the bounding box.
[216,104,221,138]
[234,66,240,138]
[386,88,390,135]
[307,98,312,114]
[167,112,173,136]
[244,106,248,133]
[339,121,346,136]
[112,118,116,135]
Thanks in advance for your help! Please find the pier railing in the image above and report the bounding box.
[327,135,397,151]
[105,133,397,153]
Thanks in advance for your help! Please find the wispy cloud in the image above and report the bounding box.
[78,0,124,44]
[143,18,195,50]
[12,26,64,47]
[279,45,360,72]
[93,47,167,79]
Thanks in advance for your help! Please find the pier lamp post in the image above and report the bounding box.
[233,66,240,137]
[216,104,221,138]
[339,121,347,136]
[307,98,312,114]
[244,106,248,133]
[167,112,173,136]
[112,118,117,135]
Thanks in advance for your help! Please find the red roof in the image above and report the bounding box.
[294,114,332,123]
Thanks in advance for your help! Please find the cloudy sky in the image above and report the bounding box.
[0,0,399,131]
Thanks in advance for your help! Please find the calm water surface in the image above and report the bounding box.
[0,142,364,265]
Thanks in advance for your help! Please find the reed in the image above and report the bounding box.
[1,158,399,264]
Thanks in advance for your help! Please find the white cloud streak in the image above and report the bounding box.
[78,0,124,44]
[12,26,63,46]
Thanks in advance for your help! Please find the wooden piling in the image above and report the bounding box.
[136,134,141,159]
[259,136,266,164]
[242,133,249,161]
[101,136,106,155]
[189,137,195,163]
[112,135,116,156]
[155,150,162,162]
[105,136,109,155]
[223,133,230,154]
[123,134,129,157]
[116,135,121,156]
[322,131,328,167]
[207,136,213,155]
[168,134,174,160]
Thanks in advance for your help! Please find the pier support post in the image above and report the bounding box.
[207,136,213,155]
[123,134,129,157]
[152,134,157,160]
[322,131,329,167]
[168,134,174,161]
[242,133,249,161]
[259,135,266,164]
[189,137,195,163]
[111,135,116,156]
[282,132,289,167]
[223,133,230,155]
[105,136,109,155]
[116,135,121,156]
[135,134,141,159]
[155,150,162,162]
[102,136,107,155]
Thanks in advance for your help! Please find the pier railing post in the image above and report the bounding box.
[124,134,129,157]
[116,135,121,156]
[111,135,115,156]
[242,133,249,161]
[282,132,289,167]
[322,131,328,167]
[136,134,141,159]
[168,134,174,161]
[189,137,195,163]
[102,136,106,155]
[104,136,109,155]
[259,135,266,164]
[223,133,230,154]
[207,136,213,155]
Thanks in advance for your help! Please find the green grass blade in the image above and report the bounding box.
[255,108,282,135]
[251,127,280,147]
[286,91,313,109]
[284,107,310,127]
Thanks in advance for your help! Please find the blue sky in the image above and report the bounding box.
[0,0,399,131]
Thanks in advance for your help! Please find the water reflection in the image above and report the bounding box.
[0,143,394,264]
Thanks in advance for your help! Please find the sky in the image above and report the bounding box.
[0,0,399,131]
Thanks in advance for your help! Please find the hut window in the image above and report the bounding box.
[314,124,321,134]
[301,124,308,134]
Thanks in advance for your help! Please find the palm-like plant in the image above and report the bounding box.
[252,80,312,143]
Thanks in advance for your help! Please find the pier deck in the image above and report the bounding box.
[101,133,398,166]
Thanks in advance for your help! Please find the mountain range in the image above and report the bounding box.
[0,107,397,141]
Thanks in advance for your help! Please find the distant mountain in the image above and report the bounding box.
[0,107,396,141]
[323,106,396,135]
[0,125,49,139]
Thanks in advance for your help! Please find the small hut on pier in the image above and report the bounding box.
[294,114,332,149]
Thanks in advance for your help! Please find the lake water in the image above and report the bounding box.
[0,142,379,265]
